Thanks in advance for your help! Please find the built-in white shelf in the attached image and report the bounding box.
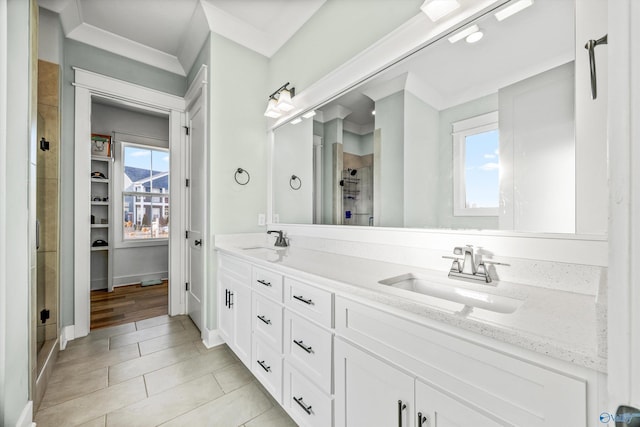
[90,246,110,252]
[91,201,109,206]
[91,155,111,162]
[91,224,109,228]
[91,178,110,183]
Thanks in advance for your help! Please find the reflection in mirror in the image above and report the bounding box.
[273,0,605,234]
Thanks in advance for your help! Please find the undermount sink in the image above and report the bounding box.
[378,273,523,314]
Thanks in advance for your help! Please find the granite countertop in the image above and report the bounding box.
[215,237,606,372]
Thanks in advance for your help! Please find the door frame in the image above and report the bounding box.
[184,65,208,336]
[72,68,187,339]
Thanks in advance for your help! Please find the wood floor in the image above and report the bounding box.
[91,281,168,330]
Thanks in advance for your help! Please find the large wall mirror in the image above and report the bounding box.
[272,0,607,235]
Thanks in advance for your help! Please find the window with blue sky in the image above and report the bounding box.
[464,129,499,208]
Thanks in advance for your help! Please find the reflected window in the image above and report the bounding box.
[452,112,499,217]
[122,144,170,240]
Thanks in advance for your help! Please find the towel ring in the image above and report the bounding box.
[234,168,250,185]
[290,175,301,190]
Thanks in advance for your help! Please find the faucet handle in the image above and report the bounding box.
[453,245,473,255]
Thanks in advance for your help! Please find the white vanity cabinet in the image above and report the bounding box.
[217,254,252,367]
[334,295,588,427]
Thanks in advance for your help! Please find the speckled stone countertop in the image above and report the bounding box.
[215,237,606,372]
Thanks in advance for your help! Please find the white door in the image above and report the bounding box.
[186,94,205,332]
[334,338,414,427]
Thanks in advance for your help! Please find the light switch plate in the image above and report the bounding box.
[258,213,266,226]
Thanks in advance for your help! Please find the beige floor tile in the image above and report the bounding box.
[144,345,237,395]
[57,338,109,364]
[106,374,223,427]
[135,315,177,331]
[159,382,273,427]
[34,377,146,427]
[138,327,201,356]
[50,344,139,384]
[214,362,254,393]
[40,367,108,410]
[110,322,185,349]
[109,341,200,385]
[244,405,298,427]
[77,415,106,427]
[67,324,136,349]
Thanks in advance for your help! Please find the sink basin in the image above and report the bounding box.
[378,273,523,314]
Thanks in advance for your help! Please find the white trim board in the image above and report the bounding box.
[73,69,187,339]
[16,400,34,427]
[202,327,224,349]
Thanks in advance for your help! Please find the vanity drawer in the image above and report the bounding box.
[284,310,333,394]
[219,254,251,283]
[285,278,333,328]
[283,362,333,427]
[252,266,283,302]
[252,336,283,403]
[252,293,283,353]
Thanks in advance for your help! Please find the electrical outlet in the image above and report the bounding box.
[258,213,266,226]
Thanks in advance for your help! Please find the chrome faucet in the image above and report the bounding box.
[267,230,288,247]
[443,245,505,284]
[454,245,477,275]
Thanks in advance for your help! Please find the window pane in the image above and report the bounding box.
[464,129,499,208]
[123,146,151,192]
[124,195,150,239]
[151,150,170,193]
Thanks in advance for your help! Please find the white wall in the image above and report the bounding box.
[273,119,314,224]
[404,91,439,228]
[499,62,575,233]
[91,102,169,289]
[38,8,62,64]
[343,130,373,156]
[374,91,405,227]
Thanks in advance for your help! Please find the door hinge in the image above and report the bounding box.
[185,230,189,239]
[185,282,189,291]
[183,126,190,135]
[185,178,190,187]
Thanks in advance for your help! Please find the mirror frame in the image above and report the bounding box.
[266,0,608,245]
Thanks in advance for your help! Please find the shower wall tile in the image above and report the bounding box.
[37,60,59,108]
[36,104,59,180]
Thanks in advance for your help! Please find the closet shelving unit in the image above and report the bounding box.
[90,134,113,291]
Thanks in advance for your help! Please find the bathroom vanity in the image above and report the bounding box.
[215,234,605,427]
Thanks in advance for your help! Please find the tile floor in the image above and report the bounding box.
[35,315,298,427]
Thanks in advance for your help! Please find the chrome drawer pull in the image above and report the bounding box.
[293,339,313,354]
[257,279,272,287]
[293,396,313,415]
[257,315,271,325]
[293,295,314,305]
[257,360,271,372]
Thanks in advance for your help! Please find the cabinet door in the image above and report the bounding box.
[231,280,252,367]
[218,269,239,343]
[335,338,414,427]
[415,379,505,427]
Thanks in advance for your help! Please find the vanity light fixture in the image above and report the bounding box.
[494,0,534,21]
[420,0,460,22]
[264,82,296,118]
[291,117,303,125]
[448,24,480,43]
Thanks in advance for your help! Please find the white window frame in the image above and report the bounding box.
[452,111,499,217]
[115,141,170,247]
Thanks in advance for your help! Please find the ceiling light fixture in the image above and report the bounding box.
[465,30,484,43]
[448,24,480,43]
[291,117,303,125]
[494,0,534,21]
[264,82,296,118]
[420,0,460,22]
[302,110,316,119]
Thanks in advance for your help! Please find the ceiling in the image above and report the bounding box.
[38,0,326,76]
[319,0,574,130]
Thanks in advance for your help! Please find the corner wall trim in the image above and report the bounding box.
[202,327,224,349]
[16,400,34,427]
[60,325,75,351]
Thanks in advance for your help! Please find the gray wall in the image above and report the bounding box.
[268,0,422,92]
[60,40,187,327]
[343,130,373,156]
[91,102,170,289]
[1,0,31,424]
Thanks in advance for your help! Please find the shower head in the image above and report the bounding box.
[350,169,357,176]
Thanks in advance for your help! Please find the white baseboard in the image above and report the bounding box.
[202,327,225,349]
[112,271,169,288]
[60,325,75,350]
[16,400,34,427]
